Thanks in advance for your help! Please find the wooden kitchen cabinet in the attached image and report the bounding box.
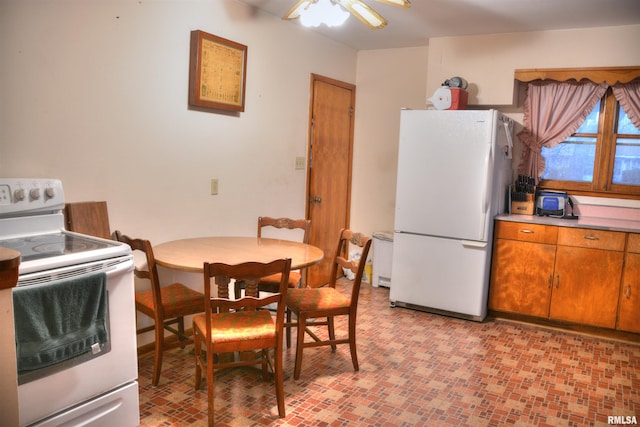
[489,221,557,317]
[618,234,640,333]
[549,228,625,328]
[490,220,629,331]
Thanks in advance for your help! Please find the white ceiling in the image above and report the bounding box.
[236,0,640,50]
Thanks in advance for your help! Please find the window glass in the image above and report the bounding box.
[618,107,640,135]
[578,106,600,133]
[541,138,596,182]
[613,106,640,185]
[541,105,598,182]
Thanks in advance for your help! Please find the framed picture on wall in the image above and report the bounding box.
[188,30,247,112]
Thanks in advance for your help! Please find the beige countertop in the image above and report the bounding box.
[496,214,640,234]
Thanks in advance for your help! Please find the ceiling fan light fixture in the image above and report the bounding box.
[284,0,407,31]
[284,0,313,20]
[340,0,387,29]
[294,0,350,28]
[375,0,411,8]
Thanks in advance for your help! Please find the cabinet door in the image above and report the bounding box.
[489,239,556,317]
[550,246,623,328]
[618,252,640,333]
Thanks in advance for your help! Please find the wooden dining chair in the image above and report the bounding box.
[113,230,205,386]
[234,217,311,299]
[64,201,112,239]
[193,259,292,426]
[285,228,372,380]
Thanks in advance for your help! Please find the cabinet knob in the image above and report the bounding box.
[555,275,560,289]
[519,229,534,234]
[584,235,599,240]
[626,284,631,299]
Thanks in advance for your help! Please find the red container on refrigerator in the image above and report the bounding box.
[449,88,468,110]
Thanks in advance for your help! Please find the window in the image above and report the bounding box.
[540,88,640,196]
[515,67,640,199]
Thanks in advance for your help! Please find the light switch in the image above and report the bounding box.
[295,157,306,170]
[210,179,219,195]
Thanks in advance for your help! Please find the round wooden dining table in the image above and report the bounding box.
[153,236,324,275]
[153,236,323,364]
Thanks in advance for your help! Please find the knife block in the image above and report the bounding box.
[511,194,535,215]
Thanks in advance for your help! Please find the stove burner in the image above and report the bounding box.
[0,232,115,262]
[33,242,66,253]
[0,239,27,250]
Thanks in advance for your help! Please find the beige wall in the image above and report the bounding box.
[426,25,640,105]
[351,47,428,235]
[1,1,639,245]
[0,0,357,243]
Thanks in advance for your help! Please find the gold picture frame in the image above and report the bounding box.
[189,30,247,112]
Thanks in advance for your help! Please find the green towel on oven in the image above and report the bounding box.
[13,272,109,374]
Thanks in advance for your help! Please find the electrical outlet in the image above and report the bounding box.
[210,179,219,195]
[295,157,306,170]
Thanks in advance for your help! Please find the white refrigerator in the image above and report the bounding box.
[389,109,514,321]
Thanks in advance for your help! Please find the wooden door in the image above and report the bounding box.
[305,74,355,287]
[549,246,623,328]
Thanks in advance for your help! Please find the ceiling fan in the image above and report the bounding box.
[283,0,411,30]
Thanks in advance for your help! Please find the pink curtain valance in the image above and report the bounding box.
[515,67,640,85]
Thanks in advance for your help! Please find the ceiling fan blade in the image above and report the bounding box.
[338,0,387,29]
[283,0,316,20]
[375,0,411,7]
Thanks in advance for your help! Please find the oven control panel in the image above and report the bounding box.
[0,179,65,216]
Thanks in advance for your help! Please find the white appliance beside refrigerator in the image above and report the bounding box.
[389,109,514,321]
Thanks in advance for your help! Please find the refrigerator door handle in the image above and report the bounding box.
[461,240,488,248]
[503,121,514,159]
[479,143,494,240]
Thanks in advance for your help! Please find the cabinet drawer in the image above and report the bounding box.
[557,227,625,251]
[494,221,558,244]
[628,234,640,254]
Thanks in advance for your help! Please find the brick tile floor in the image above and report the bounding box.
[137,281,639,426]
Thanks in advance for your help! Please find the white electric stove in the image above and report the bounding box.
[0,178,139,427]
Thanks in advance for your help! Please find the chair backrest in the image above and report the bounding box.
[203,259,292,330]
[64,201,111,239]
[113,230,164,316]
[328,229,372,310]
[257,217,311,244]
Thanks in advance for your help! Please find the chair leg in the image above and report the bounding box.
[274,341,285,417]
[327,316,337,352]
[206,343,215,427]
[261,349,269,378]
[233,280,242,299]
[177,317,187,349]
[293,314,306,380]
[285,308,292,348]
[194,327,202,390]
[152,322,164,386]
[348,314,359,372]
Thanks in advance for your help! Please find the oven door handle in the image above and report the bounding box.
[104,256,135,277]
[17,255,133,288]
